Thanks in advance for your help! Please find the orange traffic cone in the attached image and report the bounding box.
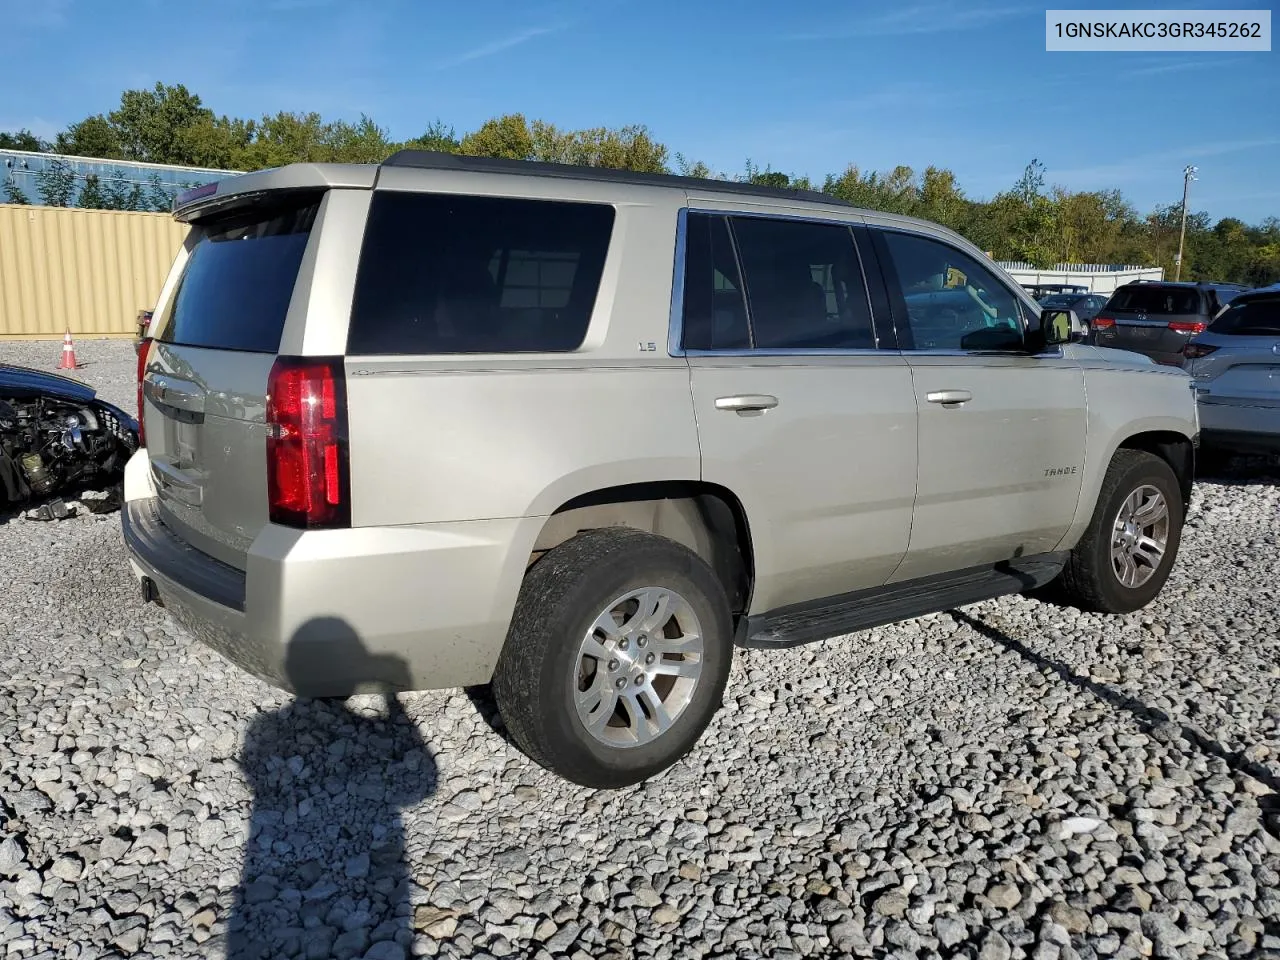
[57,330,78,370]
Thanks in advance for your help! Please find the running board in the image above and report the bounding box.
[739,553,1068,649]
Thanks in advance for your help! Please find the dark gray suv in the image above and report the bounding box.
[1092,281,1250,365]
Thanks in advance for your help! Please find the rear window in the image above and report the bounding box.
[1040,294,1081,308]
[160,196,320,353]
[347,192,615,355]
[1106,285,1202,315]
[1208,296,1280,335]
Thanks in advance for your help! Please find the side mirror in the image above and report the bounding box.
[1040,308,1086,347]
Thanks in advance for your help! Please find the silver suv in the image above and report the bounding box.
[122,152,1199,788]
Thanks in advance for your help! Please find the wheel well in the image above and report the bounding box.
[533,482,755,615]
[1118,431,1194,507]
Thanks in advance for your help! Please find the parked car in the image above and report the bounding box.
[1,363,138,507]
[1091,281,1252,365]
[1022,283,1088,300]
[1182,284,1280,456]
[121,153,1198,788]
[1038,292,1109,328]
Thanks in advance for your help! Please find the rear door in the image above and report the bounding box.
[143,190,331,568]
[869,226,1087,582]
[680,209,918,613]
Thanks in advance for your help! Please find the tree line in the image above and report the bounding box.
[2,82,1277,285]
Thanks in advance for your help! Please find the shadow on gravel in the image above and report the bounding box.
[463,683,515,746]
[1194,451,1280,486]
[228,619,438,960]
[951,610,1280,799]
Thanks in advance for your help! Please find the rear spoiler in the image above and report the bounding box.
[172,163,379,223]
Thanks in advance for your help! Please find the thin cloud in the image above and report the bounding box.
[1124,60,1218,78]
[435,25,565,69]
[1052,139,1280,186]
[788,4,1025,39]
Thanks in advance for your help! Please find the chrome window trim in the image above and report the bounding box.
[668,206,884,358]
[683,347,888,358]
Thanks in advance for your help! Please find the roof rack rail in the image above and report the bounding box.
[380,150,852,208]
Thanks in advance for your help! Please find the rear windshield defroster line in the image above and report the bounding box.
[159,195,321,354]
[347,192,615,355]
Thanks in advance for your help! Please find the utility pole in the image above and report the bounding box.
[1175,164,1197,281]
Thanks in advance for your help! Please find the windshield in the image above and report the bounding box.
[1040,294,1083,308]
[1107,286,1201,315]
[1208,296,1280,335]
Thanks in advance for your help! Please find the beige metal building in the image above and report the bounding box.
[0,204,187,340]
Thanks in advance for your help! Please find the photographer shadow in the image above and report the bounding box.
[226,619,437,960]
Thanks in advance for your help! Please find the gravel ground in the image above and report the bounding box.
[1,339,1278,960]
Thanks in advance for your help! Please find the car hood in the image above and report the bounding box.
[0,363,99,403]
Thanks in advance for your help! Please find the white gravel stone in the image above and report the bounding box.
[1,339,1278,957]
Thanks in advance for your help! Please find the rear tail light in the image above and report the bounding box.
[1168,320,1207,335]
[135,337,152,446]
[1092,316,1116,330]
[1182,342,1219,360]
[265,356,350,529]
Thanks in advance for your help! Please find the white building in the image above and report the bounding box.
[996,261,1164,295]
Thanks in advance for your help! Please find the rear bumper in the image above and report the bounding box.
[121,484,542,696]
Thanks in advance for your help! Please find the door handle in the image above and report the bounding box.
[926,389,972,406]
[715,394,779,413]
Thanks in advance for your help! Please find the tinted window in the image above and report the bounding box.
[1208,296,1280,335]
[731,217,875,350]
[160,196,320,353]
[1106,285,1202,315]
[1040,294,1082,308]
[681,213,750,351]
[348,192,614,354]
[879,231,1023,351]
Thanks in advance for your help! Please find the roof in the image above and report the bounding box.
[381,150,853,209]
[1125,279,1250,289]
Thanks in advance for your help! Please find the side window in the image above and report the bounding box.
[731,216,876,350]
[348,192,614,355]
[680,213,750,351]
[879,230,1024,351]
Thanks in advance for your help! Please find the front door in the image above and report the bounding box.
[870,227,1087,582]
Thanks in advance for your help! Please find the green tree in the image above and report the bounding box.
[460,114,534,160]
[322,114,395,163]
[56,115,124,159]
[402,120,460,153]
[179,116,255,169]
[145,175,175,212]
[0,129,49,152]
[35,159,77,206]
[674,154,717,179]
[235,111,330,169]
[108,82,215,164]
[78,174,107,209]
[3,176,31,204]
[103,175,144,211]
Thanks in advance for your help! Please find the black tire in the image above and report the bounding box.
[492,527,733,789]
[1057,449,1184,614]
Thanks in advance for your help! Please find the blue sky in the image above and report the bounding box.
[3,0,1277,222]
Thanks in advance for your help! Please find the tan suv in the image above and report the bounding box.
[122,152,1199,787]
